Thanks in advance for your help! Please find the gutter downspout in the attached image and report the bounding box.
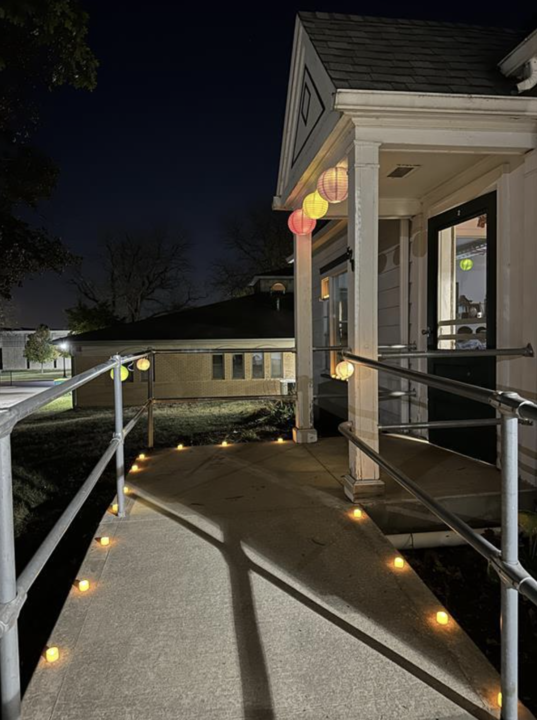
[517,57,537,94]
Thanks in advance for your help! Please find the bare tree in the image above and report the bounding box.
[211,204,293,298]
[71,228,199,323]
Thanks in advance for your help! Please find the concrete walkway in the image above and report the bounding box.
[23,438,522,720]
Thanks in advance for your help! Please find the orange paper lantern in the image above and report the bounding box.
[317,167,348,204]
[288,209,317,236]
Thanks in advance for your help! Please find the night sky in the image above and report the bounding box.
[12,1,537,327]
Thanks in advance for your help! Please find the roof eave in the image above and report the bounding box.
[334,88,537,118]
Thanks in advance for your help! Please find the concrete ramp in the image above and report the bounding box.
[23,440,524,720]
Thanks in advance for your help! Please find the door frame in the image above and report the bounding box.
[427,191,497,352]
[426,191,498,462]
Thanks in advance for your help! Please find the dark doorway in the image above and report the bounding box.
[427,192,497,463]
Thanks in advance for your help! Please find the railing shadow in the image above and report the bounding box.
[134,490,495,720]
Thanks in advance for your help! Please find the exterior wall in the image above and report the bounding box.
[73,351,296,408]
[377,221,404,426]
[407,152,537,484]
[311,219,405,426]
[0,330,72,372]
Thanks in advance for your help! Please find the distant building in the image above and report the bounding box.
[61,270,295,407]
[0,328,72,372]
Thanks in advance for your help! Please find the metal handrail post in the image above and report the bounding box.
[113,356,126,518]
[500,408,519,720]
[147,352,154,449]
[0,435,21,720]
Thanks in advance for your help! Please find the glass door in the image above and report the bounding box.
[427,192,497,463]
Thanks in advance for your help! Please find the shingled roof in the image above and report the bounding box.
[299,12,531,96]
[67,293,294,344]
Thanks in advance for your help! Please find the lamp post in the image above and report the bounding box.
[59,342,69,378]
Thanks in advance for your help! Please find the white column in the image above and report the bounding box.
[293,232,318,444]
[344,138,384,501]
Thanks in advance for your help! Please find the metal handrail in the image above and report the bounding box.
[379,344,534,360]
[0,344,305,720]
[342,351,537,422]
[341,349,537,720]
[339,421,537,607]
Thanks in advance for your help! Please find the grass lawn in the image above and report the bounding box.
[11,397,293,687]
[1,369,71,384]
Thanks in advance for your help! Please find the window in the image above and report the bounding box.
[332,272,348,349]
[321,276,330,300]
[270,352,283,379]
[212,354,225,380]
[328,271,348,374]
[232,354,245,379]
[252,352,264,379]
[436,215,488,351]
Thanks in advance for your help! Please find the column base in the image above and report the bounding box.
[343,474,385,502]
[293,427,318,444]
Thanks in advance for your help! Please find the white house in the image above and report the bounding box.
[0,328,72,373]
[275,12,537,501]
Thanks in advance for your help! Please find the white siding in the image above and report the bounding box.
[378,221,405,426]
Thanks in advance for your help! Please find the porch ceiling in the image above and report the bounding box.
[314,151,519,219]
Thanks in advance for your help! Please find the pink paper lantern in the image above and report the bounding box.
[317,166,348,204]
[288,209,317,236]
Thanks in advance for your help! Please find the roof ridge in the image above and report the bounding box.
[298,10,526,34]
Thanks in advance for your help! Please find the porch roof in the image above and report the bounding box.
[299,12,534,97]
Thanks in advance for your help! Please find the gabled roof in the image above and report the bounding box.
[299,12,533,96]
[67,293,294,344]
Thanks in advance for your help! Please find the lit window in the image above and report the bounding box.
[252,352,264,379]
[271,282,286,294]
[232,354,245,380]
[321,277,330,300]
[270,352,283,379]
[212,354,225,380]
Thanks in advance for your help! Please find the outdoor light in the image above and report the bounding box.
[111,503,119,515]
[137,453,146,460]
[45,646,59,663]
[335,360,354,380]
[277,437,284,444]
[436,611,450,626]
[123,485,130,495]
[317,166,348,204]
[109,365,129,382]
[177,443,184,450]
[131,464,140,472]
[288,208,317,236]
[393,556,405,569]
[303,190,329,220]
[221,440,229,447]
[98,536,110,547]
[76,579,90,592]
[352,508,363,519]
[136,358,151,371]
[459,258,474,271]
[497,692,502,708]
